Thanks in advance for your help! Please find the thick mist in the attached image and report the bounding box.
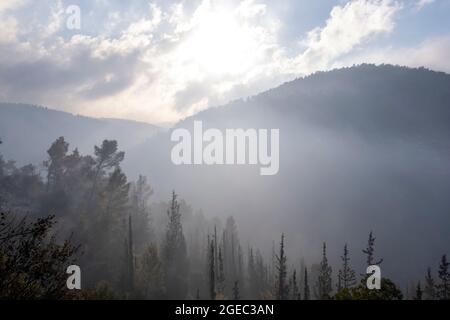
[124,65,450,286]
[1,65,450,291]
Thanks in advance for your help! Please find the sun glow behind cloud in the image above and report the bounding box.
[180,3,269,76]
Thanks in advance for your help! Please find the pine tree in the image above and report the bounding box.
[303,267,310,300]
[104,168,130,221]
[275,234,288,300]
[414,281,423,300]
[316,242,332,299]
[338,244,356,290]
[437,254,450,300]
[362,231,383,267]
[424,267,436,300]
[162,191,189,299]
[45,137,68,192]
[88,140,125,205]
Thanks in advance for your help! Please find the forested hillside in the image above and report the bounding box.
[1,65,450,299]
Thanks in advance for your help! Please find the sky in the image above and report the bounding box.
[0,0,449,125]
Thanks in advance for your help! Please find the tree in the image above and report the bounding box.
[275,234,288,300]
[122,214,134,293]
[88,140,125,205]
[214,226,218,281]
[162,191,189,299]
[334,278,403,300]
[316,242,332,299]
[232,281,240,300]
[291,269,300,300]
[362,231,383,267]
[248,247,269,299]
[129,175,153,252]
[217,247,225,297]
[437,254,450,300]
[209,240,216,300]
[42,137,70,213]
[103,168,130,222]
[338,244,356,290]
[337,270,342,292]
[424,267,436,300]
[222,216,240,293]
[0,210,79,299]
[45,137,69,192]
[135,245,164,299]
[303,267,310,300]
[414,282,423,300]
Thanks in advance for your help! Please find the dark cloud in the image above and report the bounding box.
[0,43,142,103]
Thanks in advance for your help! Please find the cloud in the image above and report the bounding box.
[0,0,26,13]
[415,0,435,11]
[0,16,18,43]
[292,0,402,74]
[0,0,447,125]
[0,0,27,43]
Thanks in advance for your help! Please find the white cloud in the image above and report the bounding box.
[292,0,402,74]
[0,0,26,13]
[0,0,27,43]
[415,0,435,11]
[0,15,18,43]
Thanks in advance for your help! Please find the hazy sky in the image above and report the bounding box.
[0,0,449,125]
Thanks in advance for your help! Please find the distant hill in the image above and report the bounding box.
[0,103,160,167]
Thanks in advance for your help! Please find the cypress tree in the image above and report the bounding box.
[275,234,288,300]
[437,254,450,300]
[316,242,332,299]
[162,191,189,299]
[338,244,356,289]
[303,267,310,300]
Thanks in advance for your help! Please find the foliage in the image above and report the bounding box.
[315,243,333,299]
[0,211,79,299]
[334,278,403,300]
